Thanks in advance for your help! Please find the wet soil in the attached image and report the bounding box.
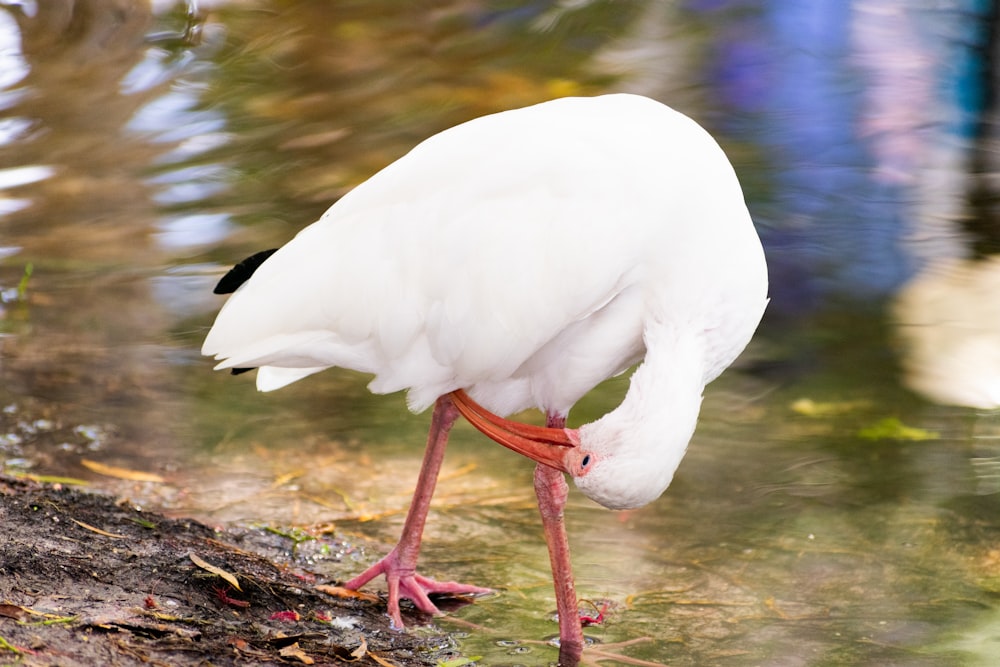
[0,475,456,666]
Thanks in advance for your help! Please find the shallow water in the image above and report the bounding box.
[2,1,1000,665]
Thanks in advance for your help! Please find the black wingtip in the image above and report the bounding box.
[231,367,255,375]
[213,248,279,295]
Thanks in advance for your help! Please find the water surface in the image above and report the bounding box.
[2,2,1000,665]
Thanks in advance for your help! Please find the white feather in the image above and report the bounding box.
[204,94,769,507]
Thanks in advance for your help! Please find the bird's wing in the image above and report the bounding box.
[203,95,701,410]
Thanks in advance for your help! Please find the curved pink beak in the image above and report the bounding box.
[450,390,578,473]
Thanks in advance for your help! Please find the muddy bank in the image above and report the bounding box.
[0,475,461,666]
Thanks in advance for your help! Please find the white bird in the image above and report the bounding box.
[203,93,768,664]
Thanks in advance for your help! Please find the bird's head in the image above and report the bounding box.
[451,389,696,511]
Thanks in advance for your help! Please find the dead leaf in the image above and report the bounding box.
[70,518,126,539]
[0,604,30,621]
[278,642,315,664]
[270,470,304,488]
[269,610,300,622]
[2,605,76,624]
[227,637,249,651]
[81,459,164,483]
[350,635,367,659]
[315,584,379,602]
[13,472,90,486]
[189,553,241,591]
[369,651,401,667]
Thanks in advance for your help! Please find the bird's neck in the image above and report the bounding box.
[618,320,707,447]
[576,320,708,509]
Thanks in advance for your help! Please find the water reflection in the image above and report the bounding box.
[693,0,991,308]
[894,256,1000,410]
[1,1,1000,665]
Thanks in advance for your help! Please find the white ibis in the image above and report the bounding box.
[203,93,768,663]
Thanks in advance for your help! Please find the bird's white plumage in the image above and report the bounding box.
[204,93,768,509]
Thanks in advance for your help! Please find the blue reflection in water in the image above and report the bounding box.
[694,0,993,312]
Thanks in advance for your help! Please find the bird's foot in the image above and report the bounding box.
[342,551,492,629]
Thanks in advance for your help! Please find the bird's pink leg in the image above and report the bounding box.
[342,394,491,629]
[535,412,585,664]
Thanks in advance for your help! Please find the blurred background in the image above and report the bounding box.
[2,0,1000,664]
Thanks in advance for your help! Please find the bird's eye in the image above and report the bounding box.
[581,454,591,468]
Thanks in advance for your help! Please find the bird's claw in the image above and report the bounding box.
[343,552,491,629]
[386,572,492,629]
